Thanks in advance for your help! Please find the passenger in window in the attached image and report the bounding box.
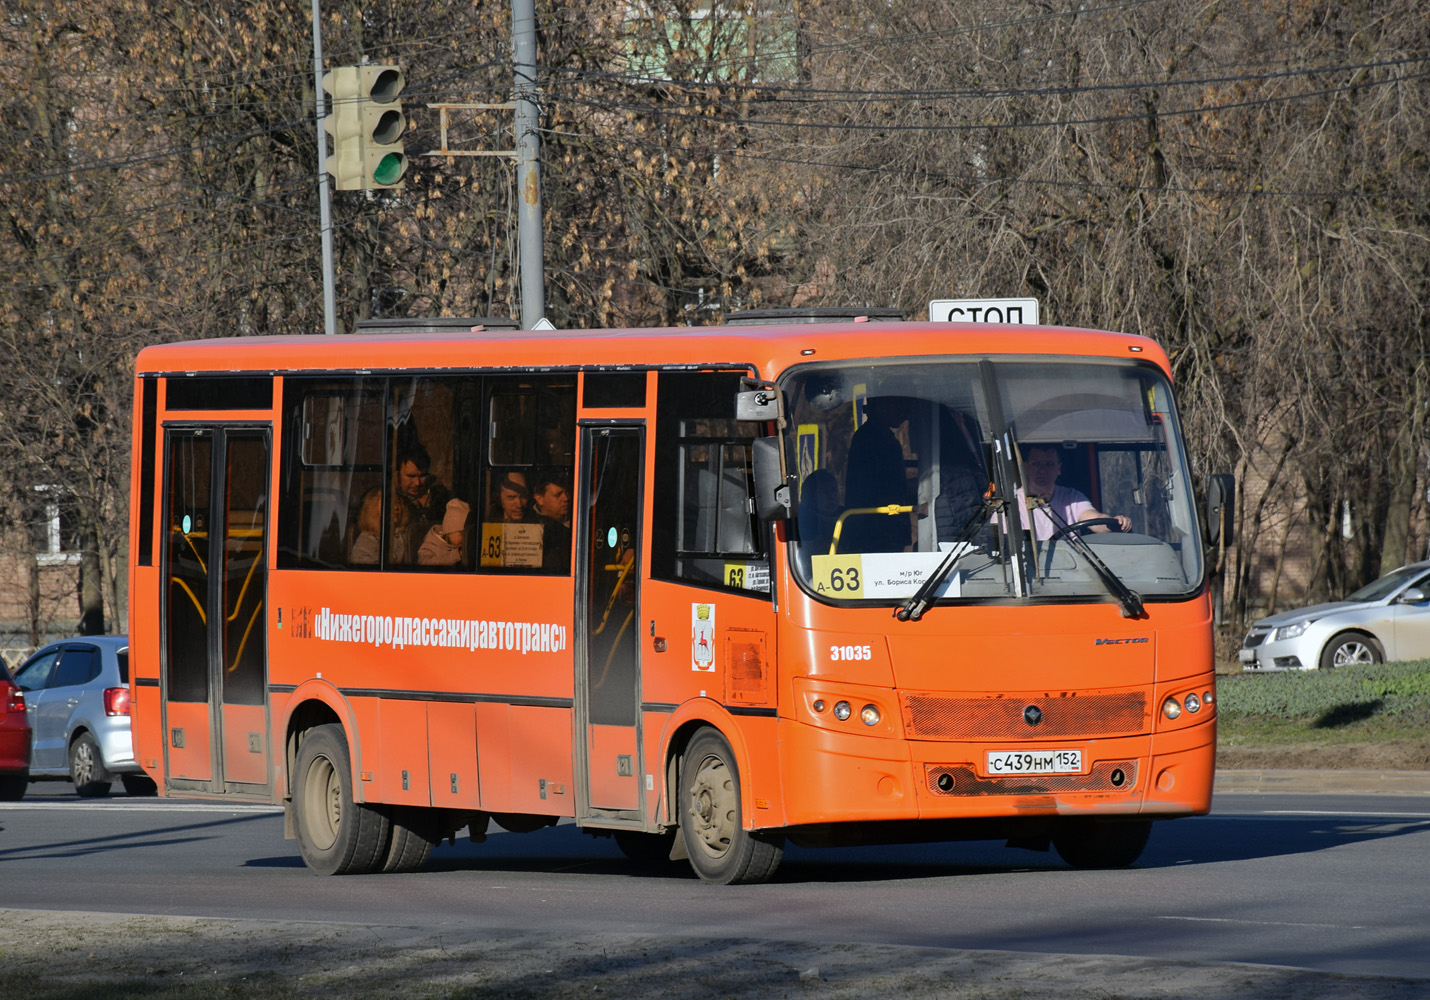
[350,488,383,565]
[491,472,537,523]
[532,472,572,572]
[351,487,409,566]
[1018,444,1131,539]
[396,443,457,560]
[798,469,840,556]
[841,396,915,553]
[532,473,570,527]
[417,499,471,567]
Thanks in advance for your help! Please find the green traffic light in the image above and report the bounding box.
[373,153,406,186]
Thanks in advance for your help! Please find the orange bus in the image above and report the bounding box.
[127,321,1223,883]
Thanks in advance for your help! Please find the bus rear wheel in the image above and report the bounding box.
[1052,818,1152,869]
[383,805,440,873]
[293,724,391,875]
[678,727,783,884]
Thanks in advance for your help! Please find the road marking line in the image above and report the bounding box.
[1257,809,1430,818]
[1158,916,1368,930]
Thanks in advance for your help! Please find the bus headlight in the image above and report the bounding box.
[860,704,880,726]
[833,700,852,721]
[1162,696,1182,720]
[1184,693,1202,714]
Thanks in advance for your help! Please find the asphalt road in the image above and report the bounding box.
[2,779,1428,982]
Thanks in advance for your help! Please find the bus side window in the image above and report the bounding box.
[277,379,385,570]
[652,371,769,594]
[478,377,576,574]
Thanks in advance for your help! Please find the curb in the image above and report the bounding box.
[1215,768,1430,796]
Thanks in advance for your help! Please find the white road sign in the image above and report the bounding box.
[929,297,1040,325]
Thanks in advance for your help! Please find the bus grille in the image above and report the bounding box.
[902,691,1147,740]
[924,760,1140,796]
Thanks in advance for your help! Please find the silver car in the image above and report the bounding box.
[1239,561,1430,671]
[11,635,155,796]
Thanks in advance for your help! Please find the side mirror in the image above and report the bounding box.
[1397,587,1427,605]
[735,388,779,422]
[1205,473,1235,546]
[750,437,795,521]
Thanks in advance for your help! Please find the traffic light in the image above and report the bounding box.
[322,65,408,191]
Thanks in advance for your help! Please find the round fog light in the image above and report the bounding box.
[1162,696,1182,720]
[1184,693,1201,714]
[812,699,826,713]
[860,704,880,726]
[833,700,852,721]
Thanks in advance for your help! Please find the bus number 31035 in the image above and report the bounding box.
[830,644,873,661]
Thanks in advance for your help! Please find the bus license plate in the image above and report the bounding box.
[985,750,1082,775]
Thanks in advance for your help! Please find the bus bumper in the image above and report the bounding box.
[776,715,1214,829]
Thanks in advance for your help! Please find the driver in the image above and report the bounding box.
[1018,445,1131,539]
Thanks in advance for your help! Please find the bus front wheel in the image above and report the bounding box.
[678,727,783,884]
[1052,818,1152,869]
[293,724,391,875]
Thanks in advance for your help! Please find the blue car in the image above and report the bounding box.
[11,636,155,796]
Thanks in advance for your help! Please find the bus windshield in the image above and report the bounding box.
[783,357,1203,606]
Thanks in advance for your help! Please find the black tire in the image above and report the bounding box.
[382,805,440,873]
[678,727,783,884]
[292,724,392,875]
[1053,819,1152,869]
[121,773,158,796]
[1319,632,1381,670]
[69,733,112,797]
[0,774,25,801]
[614,829,679,866]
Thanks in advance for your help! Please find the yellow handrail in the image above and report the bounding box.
[170,577,207,624]
[828,504,914,556]
[228,599,263,673]
[226,553,260,624]
[593,557,635,636]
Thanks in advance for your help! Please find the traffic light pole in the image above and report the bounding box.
[311,0,338,335]
[513,0,545,330]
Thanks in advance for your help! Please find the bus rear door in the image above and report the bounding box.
[161,426,272,796]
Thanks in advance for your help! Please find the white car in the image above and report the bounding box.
[1239,561,1430,671]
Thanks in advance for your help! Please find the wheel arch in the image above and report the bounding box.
[657,700,759,831]
[280,680,363,802]
[1320,628,1384,668]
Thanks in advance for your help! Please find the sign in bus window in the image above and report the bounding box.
[809,551,964,600]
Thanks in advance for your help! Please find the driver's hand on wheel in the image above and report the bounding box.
[1081,512,1131,533]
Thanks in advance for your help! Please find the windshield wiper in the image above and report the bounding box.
[1029,497,1146,619]
[894,488,999,622]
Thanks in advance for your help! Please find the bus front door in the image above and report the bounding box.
[577,425,645,821]
[161,426,272,796]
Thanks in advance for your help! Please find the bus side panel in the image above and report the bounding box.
[165,701,212,781]
[337,695,380,803]
[427,701,480,809]
[129,567,164,787]
[222,703,269,786]
[474,702,511,811]
[506,705,575,816]
[641,579,785,827]
[588,723,639,809]
[377,698,430,805]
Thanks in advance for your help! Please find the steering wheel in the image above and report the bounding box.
[1055,516,1124,536]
